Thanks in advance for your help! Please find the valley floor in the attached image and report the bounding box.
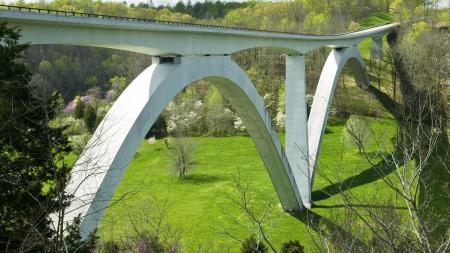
[98,117,402,252]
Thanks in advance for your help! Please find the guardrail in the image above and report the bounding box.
[0,4,394,37]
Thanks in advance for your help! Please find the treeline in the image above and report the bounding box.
[16,0,397,101]
[24,46,150,101]
[147,0,250,19]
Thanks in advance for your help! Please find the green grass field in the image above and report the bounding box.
[97,117,399,252]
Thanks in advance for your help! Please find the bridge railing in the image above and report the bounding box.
[0,4,394,37]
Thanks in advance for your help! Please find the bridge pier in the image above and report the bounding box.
[285,55,311,208]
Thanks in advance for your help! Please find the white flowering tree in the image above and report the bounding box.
[204,85,235,136]
[166,86,205,136]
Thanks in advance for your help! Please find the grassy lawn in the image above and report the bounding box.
[97,117,399,252]
[96,13,403,251]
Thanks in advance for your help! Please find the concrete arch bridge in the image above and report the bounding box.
[0,5,399,238]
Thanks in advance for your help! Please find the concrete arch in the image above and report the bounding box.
[307,47,369,194]
[65,55,303,238]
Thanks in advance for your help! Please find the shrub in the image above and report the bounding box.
[74,98,86,119]
[240,236,267,253]
[68,133,91,155]
[281,240,304,253]
[135,235,164,253]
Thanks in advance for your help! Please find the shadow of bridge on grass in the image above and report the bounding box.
[290,210,367,251]
[311,152,398,201]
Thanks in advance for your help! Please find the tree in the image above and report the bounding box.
[204,85,234,136]
[74,98,86,119]
[146,114,168,139]
[0,22,72,251]
[84,75,99,88]
[83,104,97,133]
[173,0,186,13]
[166,86,205,136]
[168,137,196,179]
[344,115,372,154]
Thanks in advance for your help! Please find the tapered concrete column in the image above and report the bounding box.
[286,55,311,208]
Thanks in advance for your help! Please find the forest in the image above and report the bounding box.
[0,0,449,252]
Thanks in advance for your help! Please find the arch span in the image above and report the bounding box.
[65,55,304,238]
[307,46,369,191]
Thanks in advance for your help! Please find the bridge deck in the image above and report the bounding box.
[0,4,399,55]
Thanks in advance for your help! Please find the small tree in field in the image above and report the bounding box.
[344,115,372,154]
[168,137,196,179]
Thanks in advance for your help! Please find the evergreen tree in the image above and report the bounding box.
[83,104,97,133]
[0,22,72,251]
[74,98,86,119]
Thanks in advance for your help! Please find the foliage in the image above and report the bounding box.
[240,236,268,253]
[68,133,91,155]
[74,97,86,119]
[165,86,207,136]
[83,104,98,133]
[276,84,286,130]
[204,85,234,136]
[281,240,304,253]
[168,0,249,19]
[135,235,164,253]
[103,241,120,253]
[85,75,99,88]
[110,75,128,95]
[64,215,98,253]
[0,21,78,252]
[344,115,372,153]
[146,114,168,139]
[234,116,247,133]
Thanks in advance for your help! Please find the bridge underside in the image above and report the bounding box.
[63,47,369,238]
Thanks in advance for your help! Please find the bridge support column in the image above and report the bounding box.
[285,55,311,208]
